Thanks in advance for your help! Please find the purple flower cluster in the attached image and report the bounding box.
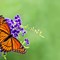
[5,15,29,45]
[25,38,29,45]
[5,15,26,37]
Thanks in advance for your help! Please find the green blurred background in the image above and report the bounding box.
[0,0,60,60]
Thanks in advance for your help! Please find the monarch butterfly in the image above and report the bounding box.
[0,15,26,54]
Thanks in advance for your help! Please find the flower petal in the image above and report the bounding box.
[25,38,29,45]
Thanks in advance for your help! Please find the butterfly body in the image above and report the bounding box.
[0,16,26,54]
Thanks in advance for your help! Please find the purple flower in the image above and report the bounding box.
[25,38,29,45]
[22,30,26,36]
[5,15,26,38]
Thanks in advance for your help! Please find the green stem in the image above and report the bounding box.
[2,52,7,60]
[24,46,29,49]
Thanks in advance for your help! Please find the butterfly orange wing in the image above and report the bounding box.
[0,16,10,33]
[0,23,10,34]
[0,16,10,43]
[1,37,26,54]
[1,38,12,51]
